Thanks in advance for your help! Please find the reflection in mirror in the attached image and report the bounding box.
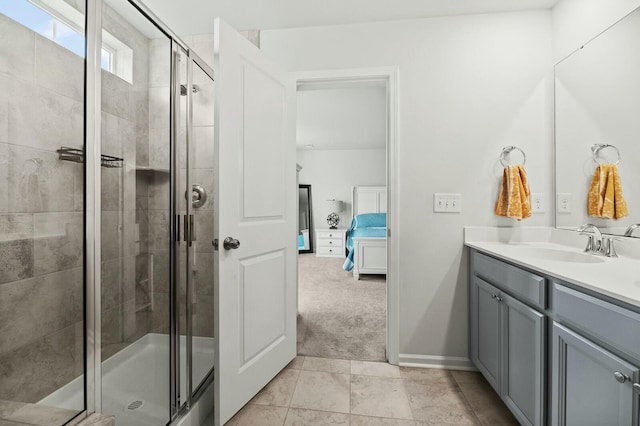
[298,185,314,253]
[555,6,640,237]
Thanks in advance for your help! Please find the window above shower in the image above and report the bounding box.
[0,0,134,82]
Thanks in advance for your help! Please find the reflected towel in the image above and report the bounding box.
[495,165,531,220]
[587,163,628,219]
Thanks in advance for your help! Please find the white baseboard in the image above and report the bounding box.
[398,354,477,371]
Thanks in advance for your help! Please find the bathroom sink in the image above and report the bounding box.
[515,247,606,264]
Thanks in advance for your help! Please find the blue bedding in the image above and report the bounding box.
[343,213,387,272]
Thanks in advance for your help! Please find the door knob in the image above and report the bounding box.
[223,237,240,250]
[613,371,630,383]
[633,383,640,394]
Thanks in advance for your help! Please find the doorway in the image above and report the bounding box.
[295,68,399,364]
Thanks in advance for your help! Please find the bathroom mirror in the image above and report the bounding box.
[298,184,314,253]
[555,6,640,237]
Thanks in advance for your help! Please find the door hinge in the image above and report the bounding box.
[212,238,219,251]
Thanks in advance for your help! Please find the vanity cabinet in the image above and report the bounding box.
[469,249,640,426]
[551,282,640,426]
[470,254,546,426]
[551,322,638,426]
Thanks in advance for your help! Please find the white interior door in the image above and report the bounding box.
[213,18,297,425]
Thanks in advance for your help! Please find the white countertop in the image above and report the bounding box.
[464,227,640,309]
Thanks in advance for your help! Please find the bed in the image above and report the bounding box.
[343,186,387,279]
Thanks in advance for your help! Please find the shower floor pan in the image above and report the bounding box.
[40,333,215,426]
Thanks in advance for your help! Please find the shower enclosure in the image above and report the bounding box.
[0,0,215,424]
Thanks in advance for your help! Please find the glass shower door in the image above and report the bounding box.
[176,52,216,410]
[99,0,172,424]
[189,58,216,396]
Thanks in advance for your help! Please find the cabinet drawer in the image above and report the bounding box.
[317,231,343,240]
[317,238,343,247]
[553,283,640,361]
[473,252,546,309]
[317,246,343,256]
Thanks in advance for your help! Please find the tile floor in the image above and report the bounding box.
[221,356,518,426]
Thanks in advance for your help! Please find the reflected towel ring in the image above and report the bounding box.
[499,146,526,167]
[591,144,621,165]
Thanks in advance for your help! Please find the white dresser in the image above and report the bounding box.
[315,229,346,258]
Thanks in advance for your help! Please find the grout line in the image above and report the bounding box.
[288,363,304,408]
[282,406,290,426]
[398,373,416,422]
[452,374,483,426]
[348,367,352,415]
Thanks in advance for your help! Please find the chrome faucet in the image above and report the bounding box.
[601,237,619,258]
[624,224,640,237]
[577,224,603,254]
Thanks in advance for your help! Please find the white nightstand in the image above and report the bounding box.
[315,228,347,258]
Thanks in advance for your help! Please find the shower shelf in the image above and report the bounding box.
[135,166,170,175]
[57,146,124,168]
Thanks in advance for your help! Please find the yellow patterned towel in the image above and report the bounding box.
[495,165,531,220]
[588,163,628,219]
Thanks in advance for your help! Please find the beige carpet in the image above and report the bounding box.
[297,253,386,361]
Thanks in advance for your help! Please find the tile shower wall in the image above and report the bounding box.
[0,14,84,402]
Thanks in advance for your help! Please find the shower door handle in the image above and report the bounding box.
[183,215,196,245]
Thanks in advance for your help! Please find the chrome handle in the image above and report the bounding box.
[633,383,640,394]
[603,237,621,258]
[188,184,207,208]
[613,371,630,383]
[491,294,503,302]
[223,237,240,250]
[496,296,503,303]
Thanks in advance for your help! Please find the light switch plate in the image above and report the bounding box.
[434,193,462,213]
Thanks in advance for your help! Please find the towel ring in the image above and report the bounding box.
[499,146,526,167]
[591,144,621,165]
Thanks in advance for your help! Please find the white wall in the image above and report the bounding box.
[297,148,386,235]
[552,0,640,63]
[262,11,553,362]
[297,85,387,150]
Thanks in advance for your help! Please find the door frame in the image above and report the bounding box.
[295,67,400,365]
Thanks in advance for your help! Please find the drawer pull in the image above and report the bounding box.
[633,383,640,394]
[613,371,630,383]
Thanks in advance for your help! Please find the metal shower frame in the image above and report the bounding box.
[83,1,215,424]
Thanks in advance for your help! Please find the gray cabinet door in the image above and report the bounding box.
[472,277,501,393]
[502,293,545,426]
[551,322,638,426]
